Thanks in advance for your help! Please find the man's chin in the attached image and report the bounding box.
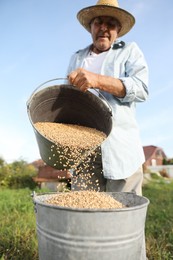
[97,45,110,52]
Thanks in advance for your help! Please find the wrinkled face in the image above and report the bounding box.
[90,16,121,53]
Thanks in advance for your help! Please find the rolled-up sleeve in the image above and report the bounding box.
[118,42,149,103]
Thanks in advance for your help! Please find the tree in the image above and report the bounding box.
[163,158,173,165]
[0,158,38,189]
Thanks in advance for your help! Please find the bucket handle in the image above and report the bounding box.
[27,78,112,115]
[27,78,68,107]
[92,89,112,116]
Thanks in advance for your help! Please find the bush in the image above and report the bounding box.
[7,173,37,189]
[0,159,38,189]
[163,158,173,165]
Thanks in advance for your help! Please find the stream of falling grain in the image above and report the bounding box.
[34,122,123,209]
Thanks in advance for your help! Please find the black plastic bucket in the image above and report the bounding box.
[27,79,112,170]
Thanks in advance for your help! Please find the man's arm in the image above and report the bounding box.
[68,68,126,97]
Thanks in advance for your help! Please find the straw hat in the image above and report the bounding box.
[77,0,135,37]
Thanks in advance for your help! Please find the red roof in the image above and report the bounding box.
[143,145,167,164]
[31,159,45,169]
[143,145,158,161]
[33,177,60,183]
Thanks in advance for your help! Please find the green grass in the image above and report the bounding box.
[0,176,173,260]
[0,188,38,260]
[143,176,173,260]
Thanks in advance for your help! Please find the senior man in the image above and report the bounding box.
[67,0,149,197]
[67,1,149,259]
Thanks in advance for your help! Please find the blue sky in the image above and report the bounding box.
[0,0,173,163]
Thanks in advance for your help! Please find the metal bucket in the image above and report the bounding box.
[33,191,149,260]
[27,79,112,170]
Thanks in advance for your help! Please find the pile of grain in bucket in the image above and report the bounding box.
[34,122,106,170]
[34,122,106,149]
[45,191,125,209]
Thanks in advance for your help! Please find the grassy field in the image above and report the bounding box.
[0,175,173,260]
[143,175,173,260]
[0,188,38,260]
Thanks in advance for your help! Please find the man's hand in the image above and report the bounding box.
[68,68,126,97]
[68,68,99,92]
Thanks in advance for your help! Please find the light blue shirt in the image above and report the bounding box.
[67,41,149,179]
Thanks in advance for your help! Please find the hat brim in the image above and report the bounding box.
[77,5,135,37]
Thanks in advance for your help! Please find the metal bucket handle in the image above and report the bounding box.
[27,78,112,115]
[27,78,67,107]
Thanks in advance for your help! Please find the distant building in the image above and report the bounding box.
[32,159,70,191]
[143,146,173,178]
[143,145,167,167]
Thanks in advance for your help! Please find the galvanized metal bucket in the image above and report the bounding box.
[27,78,112,170]
[33,191,149,260]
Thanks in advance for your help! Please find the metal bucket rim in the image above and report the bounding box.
[33,192,150,213]
[27,83,112,135]
[27,84,113,159]
[27,82,112,117]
